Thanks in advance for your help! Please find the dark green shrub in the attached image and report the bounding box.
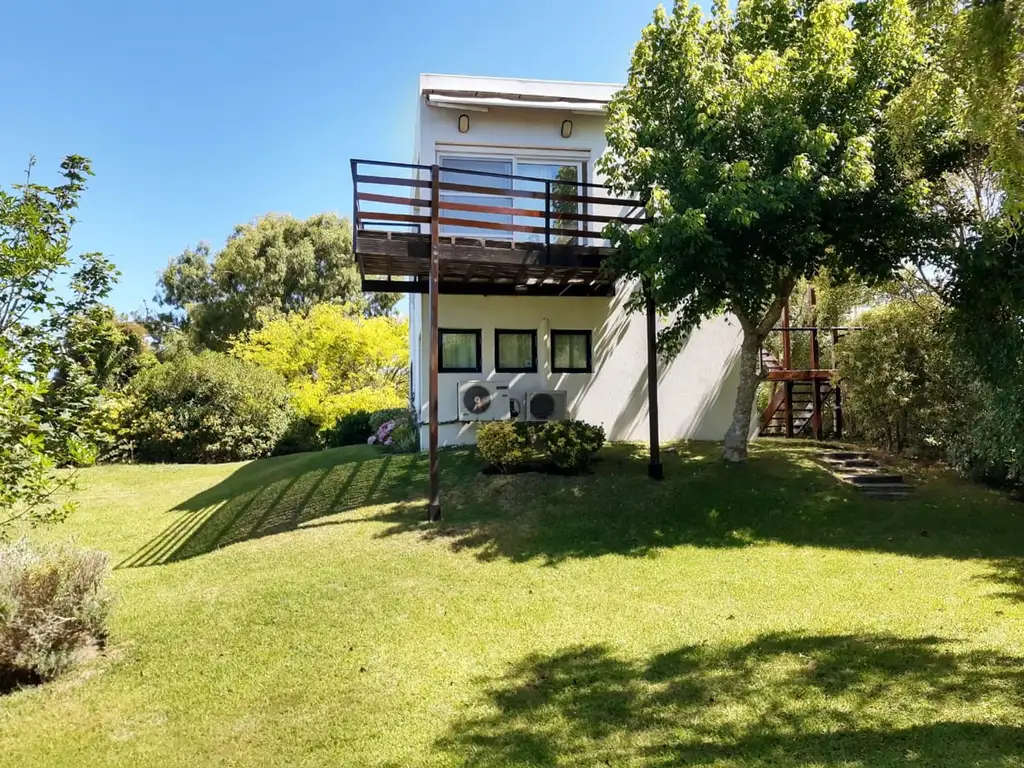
[477,421,532,472]
[123,351,293,463]
[384,419,420,454]
[540,419,606,472]
[0,539,112,682]
[324,410,374,447]
[275,417,324,456]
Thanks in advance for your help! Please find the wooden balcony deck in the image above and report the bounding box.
[351,159,645,297]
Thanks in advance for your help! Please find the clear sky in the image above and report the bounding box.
[2,0,665,315]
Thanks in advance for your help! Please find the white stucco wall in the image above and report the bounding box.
[413,287,744,447]
[407,75,746,447]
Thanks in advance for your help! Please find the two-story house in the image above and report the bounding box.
[351,74,748,517]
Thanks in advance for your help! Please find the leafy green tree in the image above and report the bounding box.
[600,0,946,461]
[890,0,1024,222]
[0,156,117,537]
[157,213,398,350]
[232,303,409,430]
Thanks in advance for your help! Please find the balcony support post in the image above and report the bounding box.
[427,164,441,522]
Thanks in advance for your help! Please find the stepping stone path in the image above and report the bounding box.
[819,450,913,500]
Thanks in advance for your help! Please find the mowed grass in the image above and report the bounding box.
[2,441,1024,767]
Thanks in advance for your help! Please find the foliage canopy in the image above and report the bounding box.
[157,213,398,350]
[231,303,409,430]
[600,0,944,460]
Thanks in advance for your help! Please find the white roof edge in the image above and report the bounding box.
[426,94,608,113]
[419,73,621,103]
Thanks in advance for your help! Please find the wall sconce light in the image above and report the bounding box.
[458,114,470,133]
[560,119,573,139]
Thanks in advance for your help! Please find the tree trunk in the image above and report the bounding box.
[722,280,796,463]
[722,328,764,463]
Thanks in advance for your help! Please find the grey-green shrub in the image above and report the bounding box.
[477,421,532,472]
[0,539,112,682]
[123,351,293,463]
[835,297,969,455]
[540,420,606,472]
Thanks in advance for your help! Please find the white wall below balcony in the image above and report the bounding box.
[409,284,745,448]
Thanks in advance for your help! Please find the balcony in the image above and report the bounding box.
[350,159,647,297]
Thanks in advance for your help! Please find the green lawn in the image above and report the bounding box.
[2,441,1024,767]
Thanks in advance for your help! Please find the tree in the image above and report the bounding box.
[890,0,1024,223]
[600,0,946,461]
[156,213,398,350]
[232,303,409,429]
[0,156,117,537]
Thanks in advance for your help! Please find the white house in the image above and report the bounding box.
[351,74,746,483]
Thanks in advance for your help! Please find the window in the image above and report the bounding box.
[495,329,538,373]
[551,330,593,373]
[439,329,481,373]
[439,155,583,242]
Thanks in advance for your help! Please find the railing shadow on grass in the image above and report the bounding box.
[117,446,477,568]
[432,631,1024,767]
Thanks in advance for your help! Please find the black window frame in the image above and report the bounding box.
[550,329,593,374]
[494,328,538,374]
[438,328,482,373]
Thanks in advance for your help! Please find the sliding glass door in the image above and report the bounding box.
[439,155,582,243]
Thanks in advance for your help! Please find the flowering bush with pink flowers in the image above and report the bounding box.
[366,409,418,453]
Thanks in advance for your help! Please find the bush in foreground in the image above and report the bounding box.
[540,420,606,472]
[0,539,112,683]
[477,421,533,472]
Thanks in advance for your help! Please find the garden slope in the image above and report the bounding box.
[1,442,1023,767]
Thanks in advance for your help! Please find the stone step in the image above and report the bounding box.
[860,490,913,501]
[851,481,910,491]
[849,474,904,486]
[821,451,870,461]
[840,458,879,469]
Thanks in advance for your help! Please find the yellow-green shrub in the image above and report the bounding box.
[477,421,532,472]
[540,420,606,472]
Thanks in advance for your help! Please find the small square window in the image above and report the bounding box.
[439,329,481,373]
[495,329,537,373]
[551,330,593,373]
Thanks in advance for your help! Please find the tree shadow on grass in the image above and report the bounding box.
[118,446,478,567]
[370,442,1024,580]
[436,632,1024,767]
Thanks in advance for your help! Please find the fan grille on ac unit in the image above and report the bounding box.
[529,393,556,420]
[463,385,493,415]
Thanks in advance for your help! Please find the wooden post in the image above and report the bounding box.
[810,327,822,439]
[645,285,663,480]
[782,302,793,438]
[831,328,842,440]
[834,382,844,440]
[427,165,441,522]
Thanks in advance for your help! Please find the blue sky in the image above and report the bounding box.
[2,0,664,315]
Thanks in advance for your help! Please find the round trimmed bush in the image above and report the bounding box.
[477,421,532,472]
[323,410,374,447]
[539,419,605,472]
